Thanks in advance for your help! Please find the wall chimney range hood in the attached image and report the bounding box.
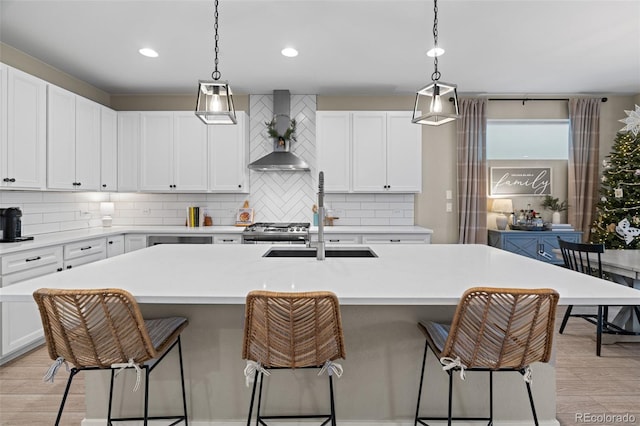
[248,90,310,171]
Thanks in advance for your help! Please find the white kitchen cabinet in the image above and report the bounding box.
[100,106,118,191]
[125,234,147,252]
[106,234,125,257]
[117,112,140,191]
[47,85,101,190]
[209,111,249,192]
[0,64,47,189]
[63,237,107,269]
[352,111,421,193]
[362,233,431,244]
[140,112,208,192]
[317,111,351,192]
[0,246,63,363]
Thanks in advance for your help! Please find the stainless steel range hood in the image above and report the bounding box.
[248,90,310,171]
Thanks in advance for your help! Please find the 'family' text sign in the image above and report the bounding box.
[490,167,552,196]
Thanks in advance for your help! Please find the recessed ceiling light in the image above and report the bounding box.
[139,48,159,58]
[281,47,298,58]
[426,47,445,57]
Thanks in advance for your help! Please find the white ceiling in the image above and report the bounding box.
[1,0,639,96]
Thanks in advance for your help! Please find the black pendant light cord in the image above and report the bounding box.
[431,0,441,82]
[212,0,221,81]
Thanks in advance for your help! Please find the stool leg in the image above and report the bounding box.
[558,305,573,334]
[54,368,79,426]
[246,370,259,426]
[447,370,453,426]
[143,365,150,426]
[414,340,429,426]
[256,371,265,426]
[523,370,539,426]
[177,338,189,425]
[488,370,493,426]
[108,369,116,426]
[329,374,336,426]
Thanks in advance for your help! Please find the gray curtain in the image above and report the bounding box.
[457,98,488,244]
[568,98,601,241]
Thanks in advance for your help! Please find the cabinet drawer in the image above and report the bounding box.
[1,246,63,276]
[64,238,106,260]
[63,251,107,269]
[325,234,361,244]
[362,234,431,244]
[213,235,242,244]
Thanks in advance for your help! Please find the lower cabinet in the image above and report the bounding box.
[213,234,242,244]
[107,234,125,257]
[488,230,582,264]
[63,237,107,269]
[0,246,63,363]
[362,234,432,244]
[125,234,148,252]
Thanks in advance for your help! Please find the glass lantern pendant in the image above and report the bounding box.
[195,0,237,125]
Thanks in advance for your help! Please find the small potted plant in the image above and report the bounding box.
[541,195,568,224]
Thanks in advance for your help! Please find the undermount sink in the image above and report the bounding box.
[263,247,378,258]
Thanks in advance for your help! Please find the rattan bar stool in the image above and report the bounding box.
[242,290,346,426]
[33,288,189,426]
[414,287,559,426]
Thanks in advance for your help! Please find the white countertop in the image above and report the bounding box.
[2,243,638,306]
[0,225,433,255]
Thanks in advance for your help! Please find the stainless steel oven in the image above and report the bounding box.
[241,222,310,245]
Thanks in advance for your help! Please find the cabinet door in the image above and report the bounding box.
[125,234,147,252]
[74,96,101,190]
[209,111,249,192]
[101,107,118,191]
[47,85,77,189]
[117,112,140,191]
[107,235,125,257]
[174,112,208,191]
[386,112,422,192]
[2,66,47,189]
[352,112,386,192]
[140,112,173,191]
[502,234,540,260]
[317,111,351,192]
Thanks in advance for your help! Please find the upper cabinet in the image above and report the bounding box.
[47,86,101,190]
[317,111,422,193]
[0,64,47,189]
[100,106,118,191]
[209,111,249,192]
[117,112,140,192]
[139,111,208,192]
[317,111,351,192]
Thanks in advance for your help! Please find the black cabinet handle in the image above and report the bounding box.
[57,267,63,272]
[10,178,16,182]
[390,239,401,243]
[77,182,81,186]
[238,184,242,188]
[329,239,340,243]
[66,265,72,269]
[3,178,9,182]
[25,256,42,262]
[102,184,107,188]
[222,239,234,243]
[80,246,92,251]
[108,241,114,244]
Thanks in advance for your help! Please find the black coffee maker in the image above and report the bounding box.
[0,207,33,242]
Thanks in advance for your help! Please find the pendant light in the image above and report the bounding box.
[412,0,459,126]
[195,0,237,125]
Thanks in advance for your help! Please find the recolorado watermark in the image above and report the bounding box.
[576,412,637,424]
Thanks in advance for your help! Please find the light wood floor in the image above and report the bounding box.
[1,308,639,426]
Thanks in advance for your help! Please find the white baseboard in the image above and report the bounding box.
[81,419,561,426]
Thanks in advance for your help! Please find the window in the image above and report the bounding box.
[487,119,570,160]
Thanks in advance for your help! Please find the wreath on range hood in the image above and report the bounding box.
[265,117,297,146]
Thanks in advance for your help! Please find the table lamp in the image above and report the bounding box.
[100,202,115,227]
[492,199,513,230]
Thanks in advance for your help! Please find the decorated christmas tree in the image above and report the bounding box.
[590,105,640,249]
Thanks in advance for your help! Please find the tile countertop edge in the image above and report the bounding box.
[0,225,434,255]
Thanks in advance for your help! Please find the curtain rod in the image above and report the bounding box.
[449,97,608,104]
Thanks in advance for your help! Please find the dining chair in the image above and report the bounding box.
[242,290,346,426]
[33,288,189,426]
[414,287,559,426]
[556,237,640,356]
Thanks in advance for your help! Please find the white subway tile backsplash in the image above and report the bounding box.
[390,218,414,226]
[361,218,391,226]
[2,191,43,203]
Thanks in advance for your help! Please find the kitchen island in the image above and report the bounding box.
[2,244,639,425]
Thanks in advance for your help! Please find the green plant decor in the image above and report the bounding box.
[541,195,568,212]
[265,118,297,146]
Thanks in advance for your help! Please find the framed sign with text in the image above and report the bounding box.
[489,167,552,196]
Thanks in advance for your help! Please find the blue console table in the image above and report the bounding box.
[488,229,582,264]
